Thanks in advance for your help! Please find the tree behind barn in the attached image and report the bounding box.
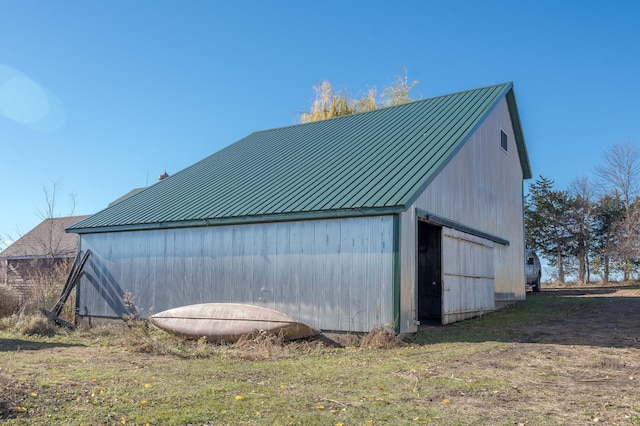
[379,68,419,107]
[595,142,640,280]
[300,69,419,123]
[566,177,596,283]
[525,176,573,283]
[592,194,625,282]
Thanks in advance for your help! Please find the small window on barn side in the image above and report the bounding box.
[500,129,508,152]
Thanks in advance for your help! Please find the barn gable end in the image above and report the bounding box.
[399,97,527,331]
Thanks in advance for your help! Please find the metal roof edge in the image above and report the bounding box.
[505,85,532,179]
[401,82,513,209]
[67,206,405,234]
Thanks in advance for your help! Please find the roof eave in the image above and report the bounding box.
[67,205,405,234]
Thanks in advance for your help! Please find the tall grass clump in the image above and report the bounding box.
[0,314,18,332]
[359,324,404,349]
[0,285,21,317]
[16,314,59,336]
[0,313,60,336]
[231,330,287,360]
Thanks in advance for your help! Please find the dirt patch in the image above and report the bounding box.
[451,341,639,424]
[442,285,640,425]
[526,284,640,347]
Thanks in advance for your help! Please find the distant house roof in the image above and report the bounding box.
[69,82,530,234]
[1,216,91,259]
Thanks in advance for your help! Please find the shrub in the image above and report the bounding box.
[16,314,59,337]
[0,285,20,318]
[1,257,77,323]
[31,260,77,321]
[0,314,19,332]
[0,313,60,336]
[232,330,286,360]
[359,324,404,349]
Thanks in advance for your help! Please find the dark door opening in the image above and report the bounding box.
[417,220,442,324]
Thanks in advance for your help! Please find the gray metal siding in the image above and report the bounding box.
[77,216,395,332]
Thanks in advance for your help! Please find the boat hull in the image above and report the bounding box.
[150,303,317,342]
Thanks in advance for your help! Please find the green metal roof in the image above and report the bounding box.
[69,82,531,233]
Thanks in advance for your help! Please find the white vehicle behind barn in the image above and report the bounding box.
[525,249,542,292]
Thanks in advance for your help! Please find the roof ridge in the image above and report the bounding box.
[251,82,514,135]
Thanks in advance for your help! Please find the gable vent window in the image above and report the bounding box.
[500,129,508,152]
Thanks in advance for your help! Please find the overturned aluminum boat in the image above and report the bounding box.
[150,303,318,342]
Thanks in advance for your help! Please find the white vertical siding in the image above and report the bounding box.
[441,228,495,324]
[399,97,526,332]
[78,215,395,333]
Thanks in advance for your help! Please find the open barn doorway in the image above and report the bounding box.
[417,220,442,324]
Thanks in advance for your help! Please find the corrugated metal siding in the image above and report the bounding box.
[441,228,495,324]
[398,98,526,332]
[69,83,528,233]
[77,216,395,332]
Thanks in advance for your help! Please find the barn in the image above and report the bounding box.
[67,82,531,334]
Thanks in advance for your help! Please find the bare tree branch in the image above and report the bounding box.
[594,142,640,280]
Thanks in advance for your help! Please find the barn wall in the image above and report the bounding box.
[399,97,526,332]
[77,215,395,333]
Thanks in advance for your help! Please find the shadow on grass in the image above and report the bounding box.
[0,338,85,352]
[411,284,640,349]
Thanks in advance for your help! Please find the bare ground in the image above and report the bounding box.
[420,284,640,424]
[516,284,640,347]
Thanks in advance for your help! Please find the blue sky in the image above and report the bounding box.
[1,1,639,248]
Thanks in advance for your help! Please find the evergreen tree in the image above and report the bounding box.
[525,176,573,283]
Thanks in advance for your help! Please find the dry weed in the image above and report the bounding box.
[109,320,213,358]
[19,257,75,319]
[116,319,161,353]
[0,285,20,317]
[1,257,77,324]
[232,330,287,360]
[0,314,18,332]
[359,325,404,349]
[0,313,60,336]
[16,314,59,337]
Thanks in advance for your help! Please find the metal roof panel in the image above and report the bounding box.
[69,82,529,233]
